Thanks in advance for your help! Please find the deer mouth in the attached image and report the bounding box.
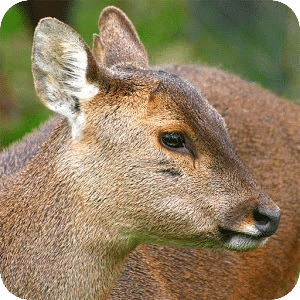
[218,227,268,251]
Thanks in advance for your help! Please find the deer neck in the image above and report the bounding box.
[2,117,136,299]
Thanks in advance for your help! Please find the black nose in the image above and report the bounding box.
[253,207,281,237]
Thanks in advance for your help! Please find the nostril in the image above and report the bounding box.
[253,210,270,226]
[253,207,281,237]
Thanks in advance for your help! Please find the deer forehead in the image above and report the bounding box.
[142,73,227,141]
[78,67,231,162]
[92,69,220,127]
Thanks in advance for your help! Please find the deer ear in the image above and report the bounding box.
[32,18,99,138]
[93,6,149,68]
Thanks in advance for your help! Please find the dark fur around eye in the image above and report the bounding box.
[159,168,182,177]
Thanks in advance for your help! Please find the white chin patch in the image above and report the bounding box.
[224,234,268,251]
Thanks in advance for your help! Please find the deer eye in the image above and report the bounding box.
[161,132,186,149]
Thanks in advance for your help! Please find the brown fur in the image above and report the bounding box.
[111,65,300,300]
[0,6,298,300]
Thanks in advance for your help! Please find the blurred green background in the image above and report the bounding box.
[0,0,299,150]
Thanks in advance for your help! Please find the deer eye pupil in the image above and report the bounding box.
[161,132,185,149]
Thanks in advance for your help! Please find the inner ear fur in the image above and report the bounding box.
[32,18,101,114]
[93,6,149,68]
[32,17,101,138]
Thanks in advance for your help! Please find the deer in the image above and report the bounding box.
[0,6,299,300]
